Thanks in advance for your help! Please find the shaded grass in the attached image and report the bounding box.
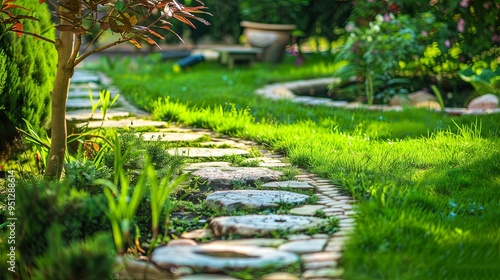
[94,53,500,279]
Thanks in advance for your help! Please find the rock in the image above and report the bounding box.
[206,190,309,211]
[302,268,344,279]
[467,94,499,110]
[272,87,296,99]
[261,181,314,190]
[390,91,438,108]
[181,229,213,240]
[208,238,287,247]
[140,132,205,142]
[168,148,249,158]
[190,167,283,189]
[77,119,168,129]
[210,214,328,237]
[151,244,299,271]
[289,205,326,216]
[114,257,168,280]
[167,239,197,247]
[178,275,238,280]
[278,238,327,254]
[414,100,442,110]
[260,272,300,280]
[389,94,412,106]
[184,162,232,171]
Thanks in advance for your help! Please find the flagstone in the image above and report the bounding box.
[208,238,286,248]
[206,190,309,211]
[77,118,168,129]
[210,215,328,237]
[278,238,327,254]
[289,205,326,216]
[140,132,205,142]
[151,244,299,271]
[261,180,314,190]
[190,167,282,188]
[168,148,249,158]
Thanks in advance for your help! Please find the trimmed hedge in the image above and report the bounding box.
[0,1,56,159]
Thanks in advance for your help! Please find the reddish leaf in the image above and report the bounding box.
[128,38,141,49]
[39,0,45,4]
[173,14,195,29]
[148,28,165,40]
[11,21,22,37]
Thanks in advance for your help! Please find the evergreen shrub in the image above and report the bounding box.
[0,0,56,159]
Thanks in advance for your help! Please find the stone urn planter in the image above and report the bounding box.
[241,21,296,63]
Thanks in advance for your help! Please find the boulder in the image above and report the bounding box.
[467,94,499,110]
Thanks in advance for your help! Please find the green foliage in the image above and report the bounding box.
[0,177,111,278]
[31,226,114,280]
[145,157,189,241]
[459,67,500,96]
[0,0,56,158]
[95,134,148,255]
[239,0,308,25]
[348,0,500,65]
[340,13,443,104]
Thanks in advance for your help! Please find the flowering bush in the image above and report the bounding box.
[339,12,444,104]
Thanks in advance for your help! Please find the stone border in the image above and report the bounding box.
[255,78,500,115]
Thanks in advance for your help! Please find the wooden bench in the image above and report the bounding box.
[215,47,262,69]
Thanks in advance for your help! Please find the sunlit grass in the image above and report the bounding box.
[94,53,500,279]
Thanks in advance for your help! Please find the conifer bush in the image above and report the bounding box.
[0,0,56,159]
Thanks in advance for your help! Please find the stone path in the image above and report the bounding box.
[69,69,356,280]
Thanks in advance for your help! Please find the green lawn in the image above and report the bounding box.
[91,53,500,279]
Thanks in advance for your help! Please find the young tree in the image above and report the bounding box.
[0,0,209,180]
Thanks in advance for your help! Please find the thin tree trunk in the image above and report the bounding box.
[44,29,75,180]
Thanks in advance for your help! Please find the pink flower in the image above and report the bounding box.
[457,18,466,33]
[492,34,500,43]
[421,31,428,37]
[445,40,451,48]
[460,0,469,8]
[384,13,391,22]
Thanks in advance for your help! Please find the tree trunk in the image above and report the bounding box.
[44,29,75,180]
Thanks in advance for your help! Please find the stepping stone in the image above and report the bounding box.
[71,70,101,84]
[151,244,299,271]
[289,205,326,216]
[206,190,309,211]
[302,268,344,279]
[179,275,238,280]
[210,214,328,237]
[208,238,286,248]
[168,148,249,158]
[191,167,283,189]
[261,180,314,190]
[115,257,168,280]
[66,108,130,121]
[77,119,168,129]
[181,229,213,240]
[140,132,205,142]
[261,272,300,280]
[67,89,103,98]
[278,238,327,254]
[184,162,232,171]
[67,98,103,109]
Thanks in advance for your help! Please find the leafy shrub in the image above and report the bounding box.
[0,177,111,278]
[32,226,114,280]
[0,0,56,159]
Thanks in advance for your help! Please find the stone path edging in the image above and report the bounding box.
[256,78,500,115]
